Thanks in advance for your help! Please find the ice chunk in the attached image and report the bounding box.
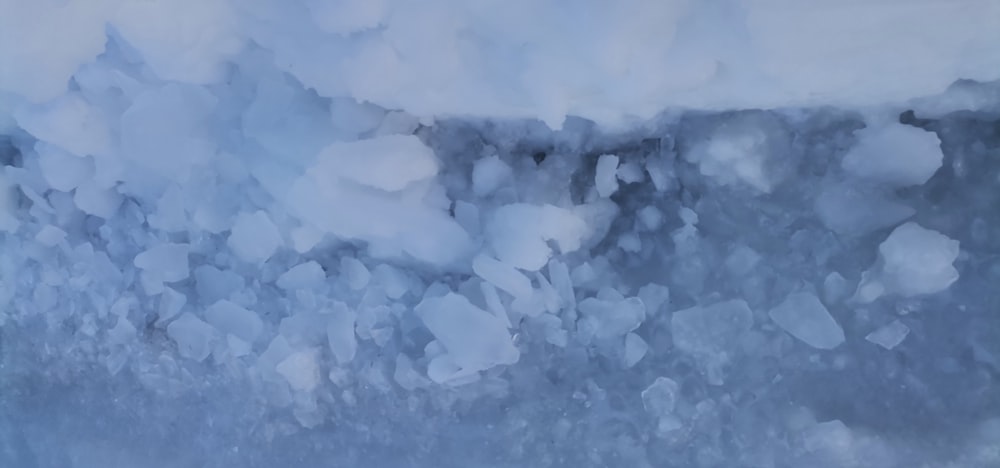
[158,287,186,324]
[841,123,943,187]
[327,302,358,365]
[823,272,849,305]
[815,183,915,236]
[860,222,960,300]
[314,135,438,192]
[616,161,645,184]
[34,225,66,247]
[547,260,575,311]
[642,376,680,418]
[14,93,113,158]
[415,293,519,373]
[166,313,215,362]
[637,283,670,316]
[683,113,789,193]
[487,204,589,271]
[595,154,620,198]
[865,320,910,350]
[473,254,533,300]
[205,300,263,344]
[73,182,122,219]
[579,296,645,340]
[0,171,19,232]
[769,292,845,350]
[277,261,326,291]
[624,332,649,368]
[134,243,190,283]
[35,143,93,192]
[194,265,245,304]
[393,354,430,391]
[724,245,762,277]
[340,257,371,291]
[276,349,321,392]
[228,210,283,264]
[472,155,513,197]
[279,312,328,348]
[637,206,663,231]
[672,299,753,357]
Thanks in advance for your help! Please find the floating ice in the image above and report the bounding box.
[327,302,358,365]
[276,261,326,291]
[487,204,589,271]
[133,243,190,284]
[865,320,910,350]
[166,313,215,362]
[204,300,264,345]
[841,123,944,187]
[768,292,845,350]
[858,222,960,301]
[415,293,519,376]
[228,210,283,264]
[672,299,754,358]
[595,154,619,198]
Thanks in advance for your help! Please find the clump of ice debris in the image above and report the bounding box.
[1,1,999,466]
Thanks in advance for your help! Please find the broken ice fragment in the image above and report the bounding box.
[841,122,943,187]
[595,154,619,198]
[624,332,649,368]
[415,293,519,374]
[768,292,844,350]
[865,320,910,350]
[205,300,263,344]
[671,299,753,358]
[857,222,959,302]
[166,313,215,362]
[228,210,283,264]
[276,349,321,392]
[327,302,358,365]
[134,243,190,283]
[642,376,680,418]
[473,254,533,300]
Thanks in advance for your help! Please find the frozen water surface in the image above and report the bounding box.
[2,1,1000,467]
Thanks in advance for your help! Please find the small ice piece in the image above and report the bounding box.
[340,257,371,291]
[866,320,910,350]
[36,143,93,192]
[228,210,283,264]
[415,293,519,373]
[637,206,663,231]
[205,300,263,344]
[866,222,960,298]
[642,376,680,417]
[34,225,66,247]
[487,203,589,271]
[768,292,845,350]
[479,282,511,328]
[73,182,121,218]
[547,259,575,310]
[815,183,915,235]
[134,243,190,283]
[276,261,326,291]
[166,313,215,362]
[841,123,943,187]
[158,286,187,323]
[327,302,358,365]
[823,272,849,305]
[595,154,620,198]
[616,161,645,184]
[671,299,753,357]
[624,332,649,368]
[472,155,512,197]
[394,354,431,391]
[0,171,20,232]
[579,296,645,340]
[276,348,321,392]
[473,254,533,300]
[637,283,670,316]
[315,134,437,191]
[194,265,245,304]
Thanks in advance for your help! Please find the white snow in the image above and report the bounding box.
[595,154,620,198]
[415,293,519,376]
[866,320,910,350]
[228,211,284,264]
[768,292,845,350]
[841,122,944,187]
